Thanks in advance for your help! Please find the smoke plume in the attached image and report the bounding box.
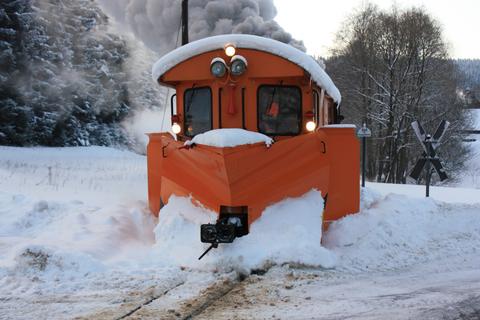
[97,0,305,55]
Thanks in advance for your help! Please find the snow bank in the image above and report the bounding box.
[227,190,335,270]
[0,190,157,284]
[324,188,480,272]
[184,128,273,148]
[152,34,341,103]
[151,190,335,271]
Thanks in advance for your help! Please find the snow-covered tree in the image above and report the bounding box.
[327,4,471,184]
[0,0,164,147]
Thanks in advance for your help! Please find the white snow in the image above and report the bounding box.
[151,190,335,271]
[324,124,357,128]
[1,146,480,318]
[367,181,480,204]
[325,188,480,272]
[456,109,480,188]
[184,128,273,148]
[152,34,341,103]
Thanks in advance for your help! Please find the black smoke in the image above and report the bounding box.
[97,0,305,55]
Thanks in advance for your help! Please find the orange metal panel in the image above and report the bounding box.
[147,129,359,229]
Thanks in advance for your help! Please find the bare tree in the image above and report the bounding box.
[327,4,470,184]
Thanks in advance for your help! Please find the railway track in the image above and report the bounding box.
[122,271,253,320]
[179,273,248,320]
[116,281,186,320]
[73,278,186,320]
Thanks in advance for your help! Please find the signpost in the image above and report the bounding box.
[410,120,449,197]
[357,123,371,188]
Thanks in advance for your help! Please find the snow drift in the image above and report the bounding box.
[151,190,335,271]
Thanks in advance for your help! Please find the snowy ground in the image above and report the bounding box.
[457,109,480,189]
[0,146,479,319]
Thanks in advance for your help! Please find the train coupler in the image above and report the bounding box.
[198,206,248,260]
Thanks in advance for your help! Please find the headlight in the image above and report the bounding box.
[230,55,247,76]
[210,57,227,78]
[172,122,181,134]
[306,121,316,132]
[224,44,236,57]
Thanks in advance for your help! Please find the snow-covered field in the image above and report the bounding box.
[457,109,480,189]
[0,146,479,319]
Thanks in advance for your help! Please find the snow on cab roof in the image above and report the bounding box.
[152,34,341,103]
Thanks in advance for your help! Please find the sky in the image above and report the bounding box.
[274,0,480,59]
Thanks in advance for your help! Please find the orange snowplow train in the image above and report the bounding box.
[147,35,359,252]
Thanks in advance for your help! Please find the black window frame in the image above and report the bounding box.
[183,86,213,137]
[313,90,320,125]
[256,84,302,136]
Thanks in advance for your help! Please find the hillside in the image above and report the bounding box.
[456,59,480,107]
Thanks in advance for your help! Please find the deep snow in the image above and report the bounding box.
[1,146,480,319]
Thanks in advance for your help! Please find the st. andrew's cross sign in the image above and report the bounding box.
[409,120,449,197]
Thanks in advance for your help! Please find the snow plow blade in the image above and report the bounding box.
[147,126,359,233]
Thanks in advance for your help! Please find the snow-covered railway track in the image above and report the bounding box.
[120,271,251,320]
[178,273,247,320]
[115,281,186,320]
[73,279,186,320]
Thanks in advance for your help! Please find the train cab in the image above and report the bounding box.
[148,34,359,248]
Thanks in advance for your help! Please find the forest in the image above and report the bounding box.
[0,0,163,147]
[326,5,478,183]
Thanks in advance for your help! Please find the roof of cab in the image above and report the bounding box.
[152,34,341,103]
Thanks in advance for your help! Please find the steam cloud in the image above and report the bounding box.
[97,0,305,55]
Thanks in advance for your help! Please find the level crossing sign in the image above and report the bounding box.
[409,120,449,196]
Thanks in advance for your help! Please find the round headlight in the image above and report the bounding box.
[210,57,227,78]
[230,55,247,76]
[306,121,316,132]
[172,122,181,134]
[225,44,236,57]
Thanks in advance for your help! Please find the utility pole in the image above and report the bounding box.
[357,123,371,188]
[181,0,189,45]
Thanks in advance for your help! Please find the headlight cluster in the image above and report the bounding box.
[210,45,248,78]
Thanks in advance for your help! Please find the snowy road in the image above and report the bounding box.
[0,146,479,319]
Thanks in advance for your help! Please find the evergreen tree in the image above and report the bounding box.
[0,0,164,147]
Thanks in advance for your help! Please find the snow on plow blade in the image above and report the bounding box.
[147,127,359,235]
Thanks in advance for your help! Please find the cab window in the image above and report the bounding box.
[257,85,301,135]
[184,87,212,137]
[325,98,335,125]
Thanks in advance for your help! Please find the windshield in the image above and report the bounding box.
[257,85,301,135]
[184,87,212,137]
